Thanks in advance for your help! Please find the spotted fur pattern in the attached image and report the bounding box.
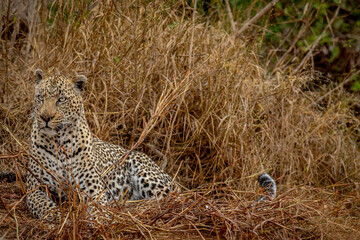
[257,173,277,202]
[26,70,177,220]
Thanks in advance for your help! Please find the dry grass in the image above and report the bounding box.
[0,0,359,239]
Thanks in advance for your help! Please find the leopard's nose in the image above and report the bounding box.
[40,114,54,123]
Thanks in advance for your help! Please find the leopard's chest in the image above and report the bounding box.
[31,138,87,185]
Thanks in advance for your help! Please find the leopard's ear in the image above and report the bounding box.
[34,69,43,84]
[72,75,87,93]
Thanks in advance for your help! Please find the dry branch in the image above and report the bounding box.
[236,0,280,37]
[293,3,341,74]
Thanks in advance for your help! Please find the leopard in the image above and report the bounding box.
[26,69,277,220]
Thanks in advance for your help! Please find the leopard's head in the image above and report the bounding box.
[33,69,87,136]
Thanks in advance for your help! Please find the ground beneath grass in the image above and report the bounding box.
[0,168,359,239]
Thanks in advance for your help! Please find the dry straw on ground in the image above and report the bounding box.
[0,0,359,239]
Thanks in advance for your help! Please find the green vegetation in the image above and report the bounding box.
[197,0,360,90]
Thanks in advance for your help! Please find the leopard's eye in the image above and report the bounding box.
[58,96,67,103]
[37,95,44,101]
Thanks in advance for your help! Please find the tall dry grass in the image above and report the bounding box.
[0,0,359,239]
